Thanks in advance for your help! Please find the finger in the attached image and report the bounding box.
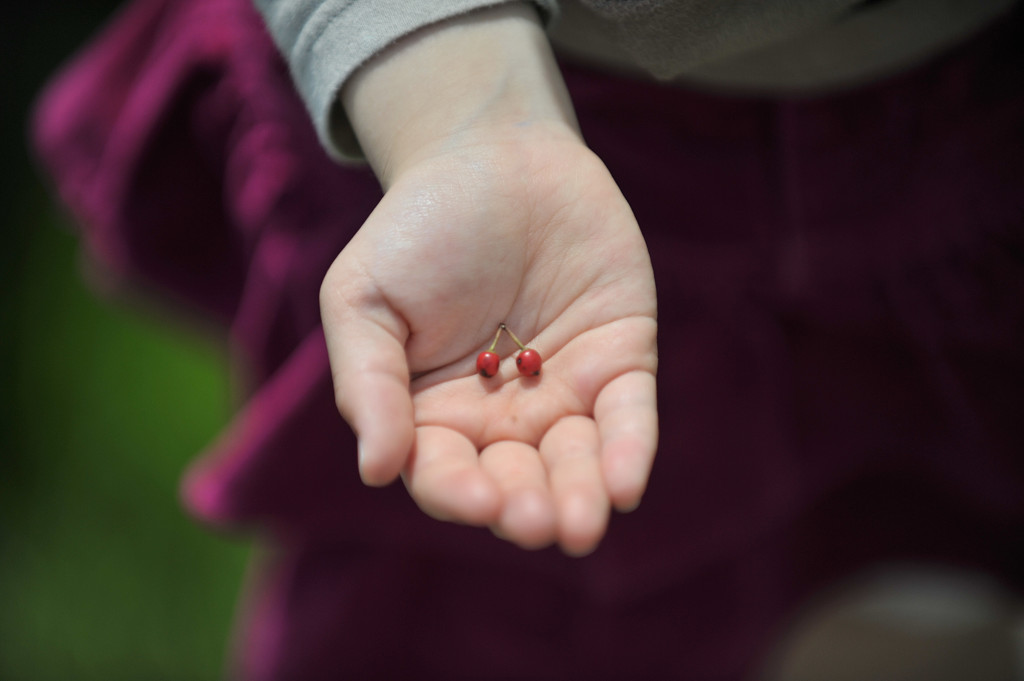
[403,426,501,525]
[479,441,557,550]
[595,370,658,512]
[321,276,415,487]
[540,415,609,557]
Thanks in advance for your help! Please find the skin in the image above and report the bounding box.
[319,3,658,556]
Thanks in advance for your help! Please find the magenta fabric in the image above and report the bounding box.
[32,0,1024,678]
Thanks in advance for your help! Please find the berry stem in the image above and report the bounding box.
[487,325,504,352]
[500,323,528,351]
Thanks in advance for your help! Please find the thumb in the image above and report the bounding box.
[320,272,414,486]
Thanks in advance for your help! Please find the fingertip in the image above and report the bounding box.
[478,441,557,550]
[595,370,658,515]
[499,489,558,550]
[458,473,504,525]
[602,447,651,512]
[355,418,416,486]
[357,441,399,487]
[557,492,609,557]
[612,495,642,514]
[561,543,599,558]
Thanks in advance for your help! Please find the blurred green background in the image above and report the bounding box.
[1,3,250,679]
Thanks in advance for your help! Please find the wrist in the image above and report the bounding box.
[340,3,579,186]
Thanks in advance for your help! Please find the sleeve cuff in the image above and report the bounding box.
[262,0,559,162]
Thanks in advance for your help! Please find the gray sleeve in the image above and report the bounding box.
[252,0,560,161]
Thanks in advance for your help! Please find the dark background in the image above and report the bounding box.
[1,3,249,679]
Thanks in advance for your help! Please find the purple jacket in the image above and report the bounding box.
[32,0,1024,677]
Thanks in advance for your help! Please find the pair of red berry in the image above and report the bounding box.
[476,323,542,378]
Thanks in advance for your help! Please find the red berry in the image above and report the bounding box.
[516,348,542,376]
[477,351,499,377]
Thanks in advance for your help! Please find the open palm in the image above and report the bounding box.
[320,128,657,555]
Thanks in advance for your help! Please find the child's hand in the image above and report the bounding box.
[319,4,657,556]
